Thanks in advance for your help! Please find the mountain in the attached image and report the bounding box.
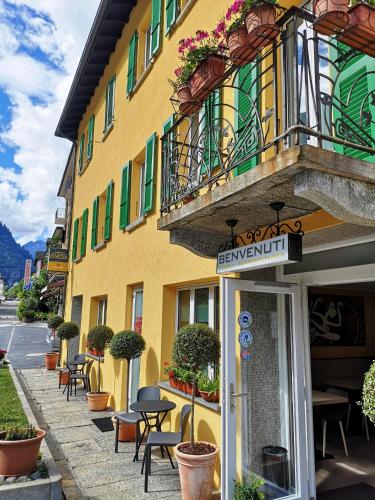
[0,223,33,286]
[23,240,46,259]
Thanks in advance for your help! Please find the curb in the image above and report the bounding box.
[2,365,63,500]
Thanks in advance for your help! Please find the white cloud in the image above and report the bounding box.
[0,0,100,244]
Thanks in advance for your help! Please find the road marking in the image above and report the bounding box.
[25,353,45,357]
[6,324,16,354]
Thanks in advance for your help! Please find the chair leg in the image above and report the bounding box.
[144,445,151,493]
[134,423,140,462]
[363,415,370,442]
[58,371,61,389]
[115,419,119,453]
[338,420,348,456]
[322,419,327,458]
[141,446,146,475]
[166,446,174,469]
[346,403,352,432]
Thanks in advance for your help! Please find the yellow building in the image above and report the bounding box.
[56,0,375,498]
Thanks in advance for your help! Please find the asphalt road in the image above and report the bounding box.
[0,300,49,369]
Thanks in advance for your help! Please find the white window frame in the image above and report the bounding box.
[138,161,146,218]
[97,298,107,325]
[175,283,219,331]
[144,25,152,70]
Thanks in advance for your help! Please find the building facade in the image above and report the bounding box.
[56,0,375,498]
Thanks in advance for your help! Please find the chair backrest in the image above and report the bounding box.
[137,386,160,402]
[179,404,192,440]
[326,387,348,398]
[73,354,86,364]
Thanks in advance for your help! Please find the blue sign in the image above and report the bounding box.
[240,350,252,361]
[238,311,252,329]
[238,330,253,348]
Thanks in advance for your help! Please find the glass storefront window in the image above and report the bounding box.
[194,287,209,324]
[178,290,190,329]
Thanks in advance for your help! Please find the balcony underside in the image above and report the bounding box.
[158,145,375,258]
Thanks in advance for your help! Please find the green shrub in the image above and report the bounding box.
[87,325,114,351]
[362,360,375,424]
[3,425,38,441]
[57,321,80,340]
[109,330,146,360]
[23,310,35,321]
[234,474,265,500]
[17,296,38,319]
[48,314,64,330]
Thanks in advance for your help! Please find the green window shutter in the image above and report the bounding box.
[104,180,114,241]
[119,162,132,229]
[78,134,85,173]
[143,133,157,215]
[165,0,177,34]
[105,76,116,131]
[201,89,221,176]
[72,218,79,261]
[151,0,162,56]
[127,32,138,95]
[80,208,88,258]
[91,197,99,249]
[87,115,95,161]
[234,62,259,176]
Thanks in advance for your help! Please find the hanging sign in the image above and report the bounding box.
[47,248,69,275]
[217,233,302,274]
[23,259,32,285]
[238,330,253,348]
[238,311,252,329]
[240,350,252,361]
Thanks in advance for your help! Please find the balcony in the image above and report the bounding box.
[55,207,66,226]
[158,7,375,257]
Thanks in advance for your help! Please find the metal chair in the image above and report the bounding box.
[114,386,161,460]
[320,388,349,457]
[66,360,93,401]
[143,404,191,492]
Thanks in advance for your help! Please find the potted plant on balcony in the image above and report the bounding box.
[198,373,220,403]
[86,325,114,411]
[361,360,375,424]
[244,0,279,49]
[0,425,46,477]
[339,0,375,56]
[44,314,63,370]
[313,0,349,35]
[221,2,256,65]
[169,69,201,116]
[172,323,221,500]
[109,330,146,441]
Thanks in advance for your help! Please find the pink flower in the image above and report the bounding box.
[174,67,182,77]
[225,7,233,20]
[216,20,226,33]
[189,44,197,51]
[213,30,221,39]
[195,30,209,41]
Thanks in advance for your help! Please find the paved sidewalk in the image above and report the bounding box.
[19,368,182,499]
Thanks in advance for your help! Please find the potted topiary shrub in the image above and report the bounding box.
[361,360,375,424]
[109,330,146,441]
[23,310,36,323]
[44,315,64,370]
[172,323,220,500]
[198,373,220,403]
[0,425,46,477]
[87,325,114,357]
[56,321,79,366]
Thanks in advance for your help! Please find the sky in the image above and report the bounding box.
[0,0,100,244]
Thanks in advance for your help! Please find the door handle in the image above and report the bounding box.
[230,383,247,413]
[231,392,247,397]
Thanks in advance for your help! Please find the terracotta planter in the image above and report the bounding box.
[44,352,59,370]
[177,85,201,116]
[226,26,258,65]
[245,4,279,50]
[185,382,200,397]
[199,390,219,403]
[174,442,219,500]
[169,376,178,390]
[0,429,46,477]
[92,348,104,357]
[339,4,375,57]
[190,54,227,101]
[111,416,136,442]
[87,392,109,411]
[313,0,349,35]
[59,370,70,385]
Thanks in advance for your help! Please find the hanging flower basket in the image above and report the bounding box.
[226,25,258,65]
[313,0,349,35]
[245,3,279,50]
[190,54,227,101]
[177,85,201,116]
[339,2,375,56]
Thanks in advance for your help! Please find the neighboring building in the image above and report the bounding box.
[55,0,375,498]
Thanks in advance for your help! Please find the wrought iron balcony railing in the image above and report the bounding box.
[160,6,375,214]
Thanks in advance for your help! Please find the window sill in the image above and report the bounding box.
[102,123,114,142]
[93,241,106,252]
[78,158,91,176]
[125,216,145,233]
[73,256,82,264]
[128,61,154,97]
[157,381,220,413]
[85,352,104,362]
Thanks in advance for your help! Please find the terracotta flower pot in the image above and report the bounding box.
[185,382,200,397]
[44,352,59,370]
[313,0,349,35]
[339,3,375,57]
[92,348,104,357]
[59,370,70,385]
[226,26,258,66]
[190,54,227,101]
[245,4,279,50]
[169,376,177,389]
[111,416,136,442]
[177,85,201,116]
[199,390,219,403]
[174,441,219,500]
[87,392,109,411]
[0,429,46,477]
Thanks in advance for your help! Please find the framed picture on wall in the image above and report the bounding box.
[309,293,366,347]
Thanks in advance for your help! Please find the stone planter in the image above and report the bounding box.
[245,4,279,50]
[0,430,46,477]
[177,85,201,116]
[313,0,349,35]
[339,3,375,57]
[44,352,59,370]
[174,442,219,500]
[226,26,258,66]
[111,416,136,442]
[190,54,226,101]
[87,392,109,411]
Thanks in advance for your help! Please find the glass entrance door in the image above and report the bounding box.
[221,278,312,500]
[129,288,143,405]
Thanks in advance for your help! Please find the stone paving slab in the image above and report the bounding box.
[20,368,182,499]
